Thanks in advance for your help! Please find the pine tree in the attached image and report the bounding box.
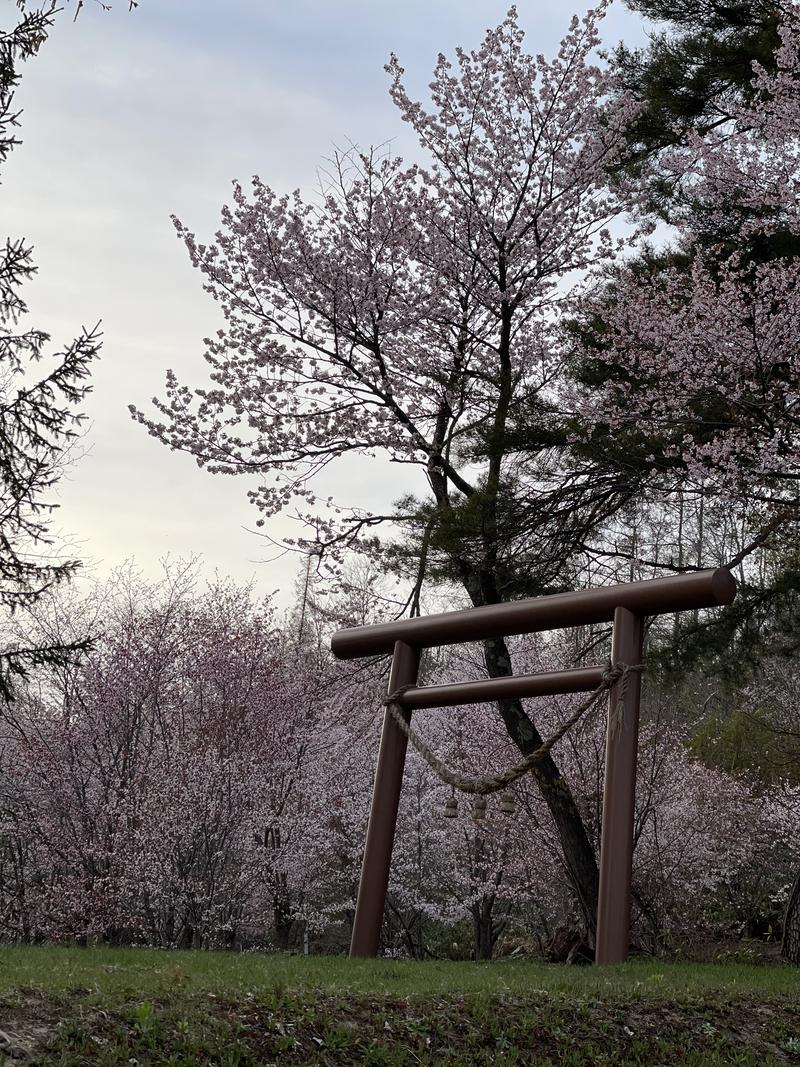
[1,2,138,700]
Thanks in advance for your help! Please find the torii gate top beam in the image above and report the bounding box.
[331,568,737,660]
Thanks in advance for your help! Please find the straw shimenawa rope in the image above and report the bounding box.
[384,661,643,796]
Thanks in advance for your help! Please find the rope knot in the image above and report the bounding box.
[384,684,413,707]
[601,662,624,686]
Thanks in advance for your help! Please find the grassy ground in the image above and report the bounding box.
[0,946,797,1064]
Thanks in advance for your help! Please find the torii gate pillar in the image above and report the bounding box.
[595,606,644,964]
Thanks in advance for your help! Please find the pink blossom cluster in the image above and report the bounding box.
[571,5,800,502]
[571,252,800,491]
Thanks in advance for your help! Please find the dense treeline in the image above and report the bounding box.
[0,560,796,962]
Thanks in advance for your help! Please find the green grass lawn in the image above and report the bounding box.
[0,946,797,1065]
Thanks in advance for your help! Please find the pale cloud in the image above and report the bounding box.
[1,0,648,609]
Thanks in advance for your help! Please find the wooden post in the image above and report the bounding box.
[349,640,420,957]
[595,606,644,964]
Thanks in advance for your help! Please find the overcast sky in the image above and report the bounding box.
[2,0,648,608]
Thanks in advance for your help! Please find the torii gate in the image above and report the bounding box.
[331,568,737,964]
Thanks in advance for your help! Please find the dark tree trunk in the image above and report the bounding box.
[441,554,601,940]
[263,827,294,951]
[103,925,126,946]
[439,528,601,938]
[472,896,495,961]
[273,885,294,951]
[782,870,800,965]
[425,353,600,941]
[385,895,425,959]
[483,631,600,939]
[470,829,500,960]
[162,904,175,946]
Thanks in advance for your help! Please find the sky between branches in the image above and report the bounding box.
[1,0,647,607]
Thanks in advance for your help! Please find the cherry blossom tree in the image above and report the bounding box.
[734,660,800,962]
[571,4,800,504]
[562,2,800,685]
[572,253,800,497]
[0,563,324,946]
[131,2,647,942]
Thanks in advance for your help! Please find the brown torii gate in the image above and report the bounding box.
[331,568,737,965]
